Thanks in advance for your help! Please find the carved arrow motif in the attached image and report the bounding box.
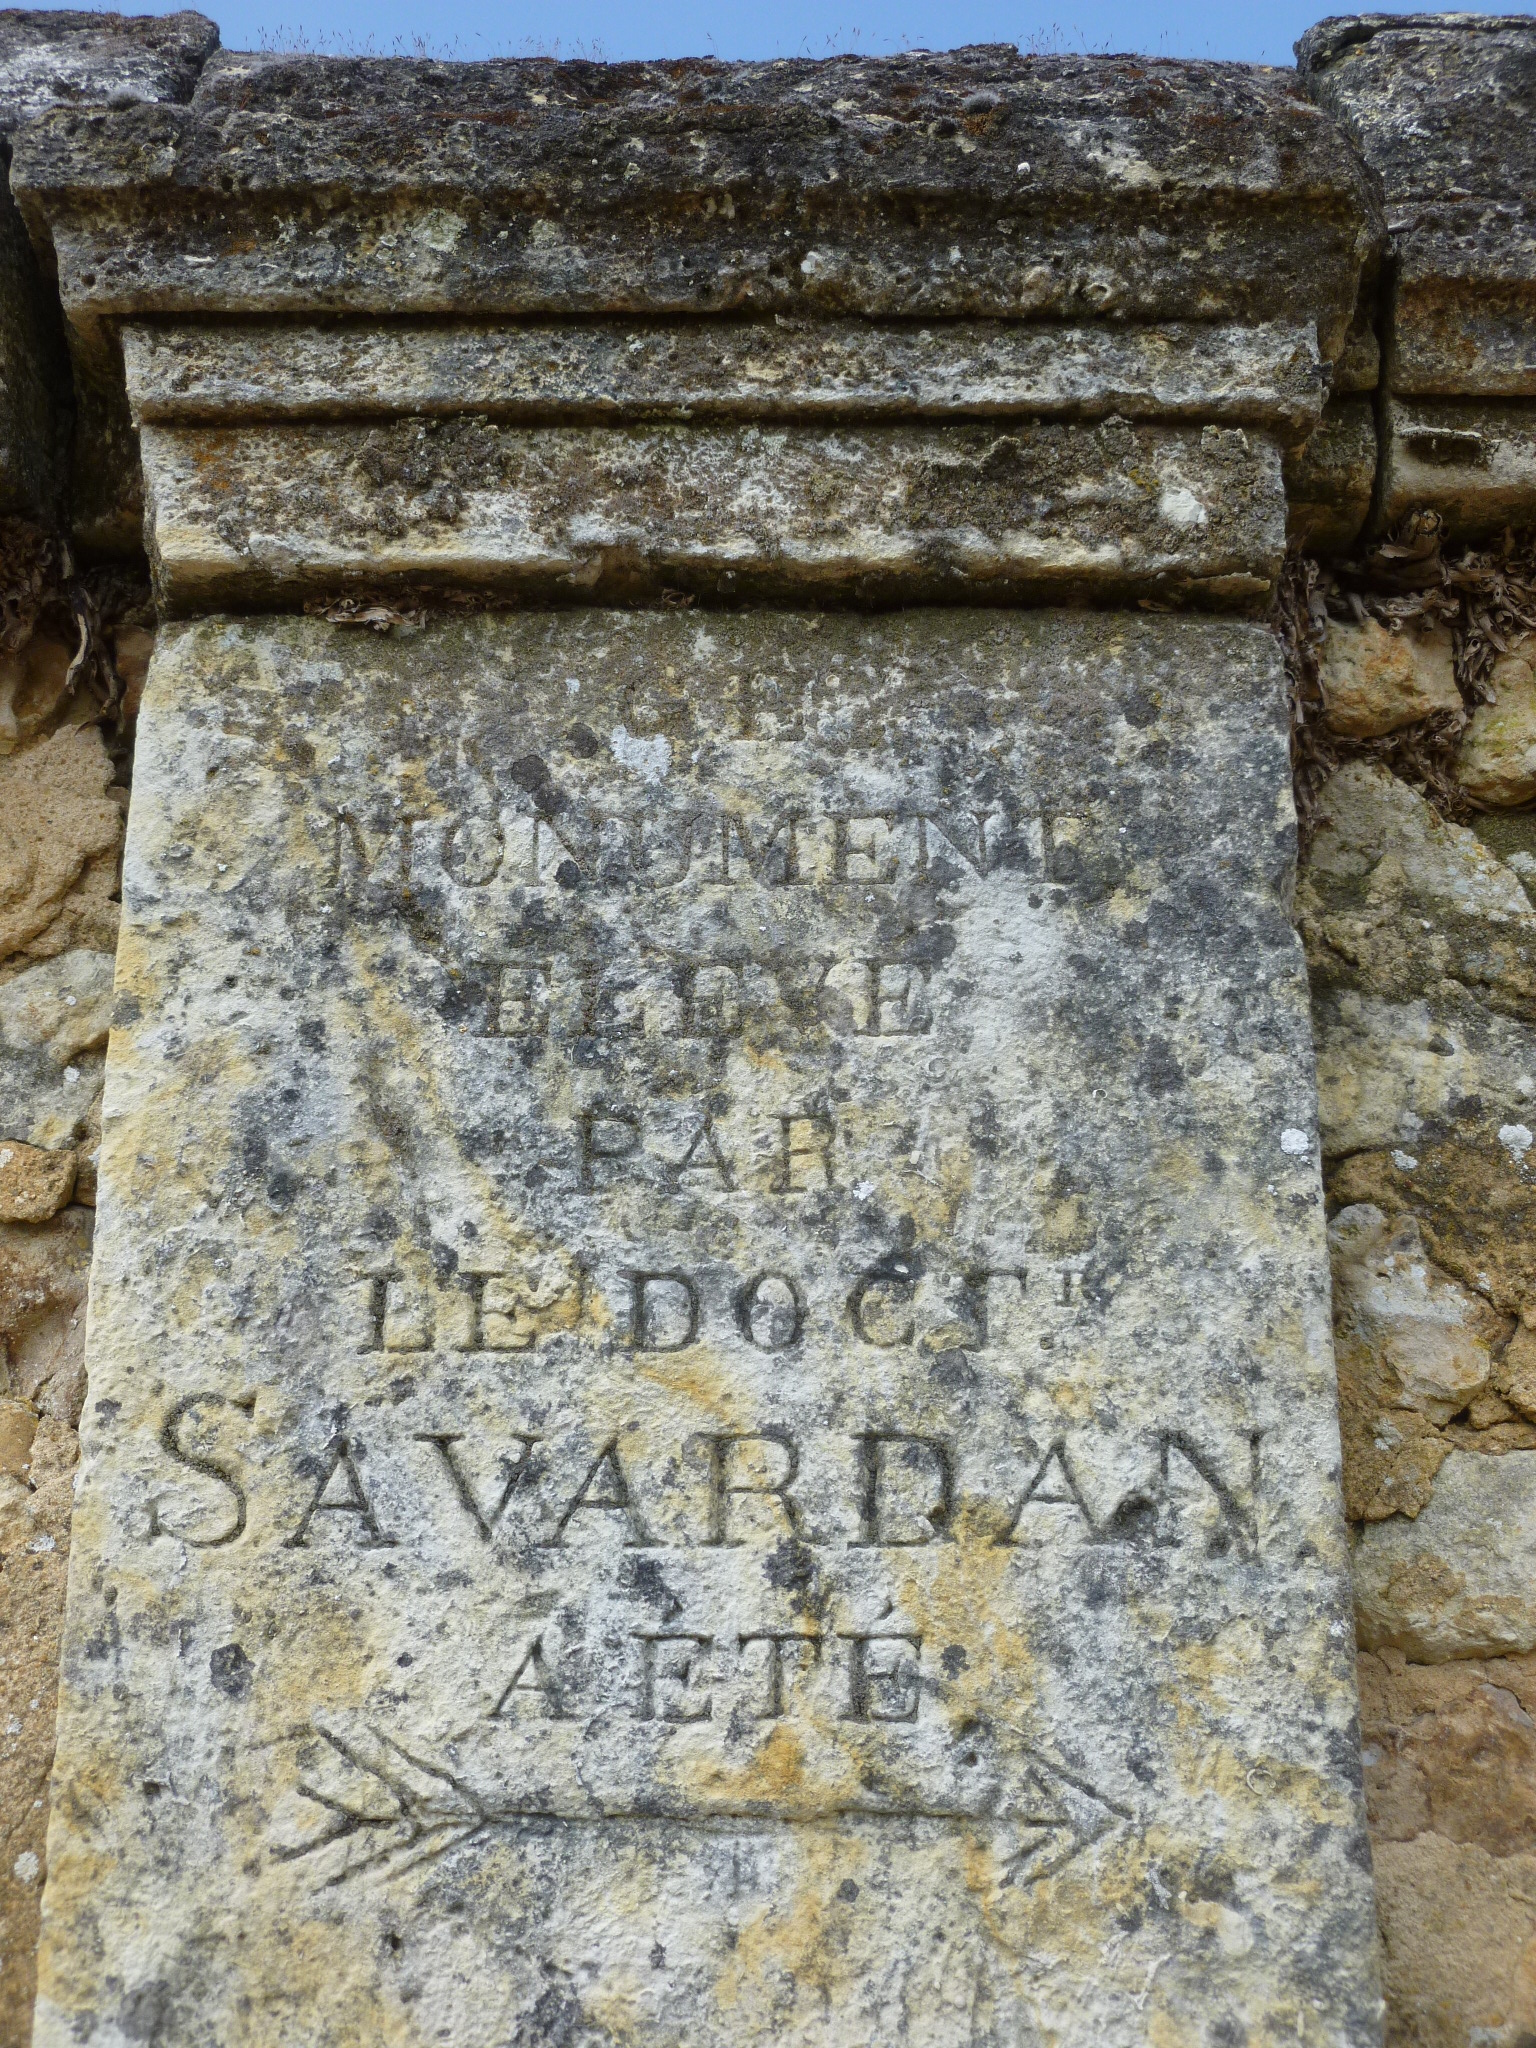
[993,1750,1132,1887]
[272,1722,492,1886]
[274,1718,1132,1892]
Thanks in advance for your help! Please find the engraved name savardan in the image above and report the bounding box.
[153,1404,1261,1561]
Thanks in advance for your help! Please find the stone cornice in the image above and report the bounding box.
[11,47,1383,357]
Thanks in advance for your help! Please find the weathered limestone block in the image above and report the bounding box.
[1301,759,1536,1076]
[1362,1646,1536,1859]
[123,310,1303,613]
[0,1408,76,2048]
[1327,1198,1520,1525]
[1299,17,1536,547]
[1284,396,1376,555]
[0,10,217,128]
[0,8,219,547]
[1301,743,1536,2036]
[1330,1205,1501,1432]
[1359,1647,1536,2048]
[0,714,125,1230]
[1378,393,1536,538]
[1316,988,1536,1181]
[32,610,1381,2045]
[8,42,1381,567]
[1301,754,1536,1535]
[138,417,1286,611]
[0,1206,89,1424]
[0,946,116,1138]
[0,1138,77,1221]
[1298,15,1536,399]
[0,724,124,959]
[1459,637,1536,806]
[0,28,1398,2043]
[1354,1448,1536,1660]
[122,317,1328,435]
[1318,619,1461,738]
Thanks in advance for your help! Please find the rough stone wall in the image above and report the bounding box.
[0,11,1535,2047]
[0,20,198,2036]
[1292,21,1536,2042]
[0,529,153,2042]
[0,664,117,2047]
[1302,746,1536,2046]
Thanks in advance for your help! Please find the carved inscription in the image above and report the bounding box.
[313,792,1102,1064]
[208,733,1209,1838]
[155,1413,1261,1565]
[326,802,1075,902]
[478,951,937,1042]
[344,1249,1085,1356]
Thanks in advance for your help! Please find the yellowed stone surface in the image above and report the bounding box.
[121,318,1327,435]
[34,610,1378,2046]
[137,418,1285,612]
[1318,622,1460,741]
[1360,1648,1536,2048]
[1458,642,1536,808]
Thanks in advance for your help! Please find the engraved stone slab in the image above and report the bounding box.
[138,418,1285,611]
[36,611,1380,2046]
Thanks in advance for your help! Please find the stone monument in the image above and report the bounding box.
[4,37,1394,2046]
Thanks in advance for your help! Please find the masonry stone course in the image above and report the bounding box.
[1284,396,1377,554]
[121,317,1330,433]
[2,9,1536,2047]
[1298,13,1536,392]
[0,8,219,541]
[0,9,216,129]
[136,415,1289,611]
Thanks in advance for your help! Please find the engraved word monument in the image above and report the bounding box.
[22,46,1384,2048]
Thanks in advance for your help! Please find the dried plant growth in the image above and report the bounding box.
[0,518,151,756]
[1281,515,1536,842]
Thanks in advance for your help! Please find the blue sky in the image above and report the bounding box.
[59,0,1535,70]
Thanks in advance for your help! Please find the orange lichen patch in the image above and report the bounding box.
[713,1826,877,2015]
[710,1723,810,1807]
[1158,1625,1356,1842]
[635,1346,743,1425]
[224,1916,424,2048]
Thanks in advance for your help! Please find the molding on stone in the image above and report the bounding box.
[122,317,1328,437]
[137,415,1287,612]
